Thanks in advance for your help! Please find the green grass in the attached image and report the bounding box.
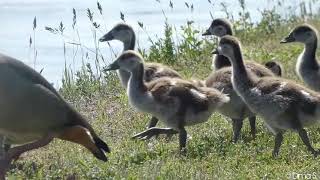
[7,1,320,179]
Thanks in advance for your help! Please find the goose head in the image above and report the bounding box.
[281,24,318,44]
[202,18,233,37]
[104,50,143,72]
[99,23,134,43]
[264,60,282,76]
[212,35,242,63]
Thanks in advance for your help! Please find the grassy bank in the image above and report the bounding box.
[7,0,320,179]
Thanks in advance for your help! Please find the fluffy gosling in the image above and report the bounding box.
[281,24,320,91]
[213,35,320,157]
[99,23,181,129]
[105,50,229,153]
[202,18,282,142]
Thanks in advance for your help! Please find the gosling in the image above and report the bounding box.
[104,50,229,153]
[203,18,282,142]
[202,18,283,75]
[281,24,320,91]
[99,23,181,129]
[213,35,320,157]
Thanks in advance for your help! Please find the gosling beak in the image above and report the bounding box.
[211,48,219,54]
[99,32,114,42]
[104,62,120,71]
[280,34,295,43]
[202,29,211,36]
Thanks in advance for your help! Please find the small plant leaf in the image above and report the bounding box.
[29,36,32,47]
[87,8,93,22]
[120,12,125,21]
[138,21,144,28]
[72,8,77,29]
[169,1,173,9]
[33,16,37,30]
[97,1,103,15]
[185,2,189,8]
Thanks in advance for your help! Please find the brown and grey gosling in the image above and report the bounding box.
[0,53,110,178]
[202,18,283,142]
[202,18,282,75]
[206,62,277,142]
[104,50,229,153]
[99,23,181,129]
[281,24,320,91]
[202,18,234,70]
[213,35,320,157]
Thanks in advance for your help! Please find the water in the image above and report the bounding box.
[0,0,315,87]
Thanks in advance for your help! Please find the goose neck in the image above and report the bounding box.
[128,64,147,93]
[118,31,136,88]
[231,54,248,79]
[304,39,317,61]
[117,70,131,89]
[230,53,253,91]
[300,38,318,70]
[123,32,136,50]
[214,55,231,69]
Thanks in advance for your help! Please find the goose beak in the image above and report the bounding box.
[202,29,211,36]
[99,32,114,42]
[104,62,120,71]
[211,48,219,54]
[280,35,295,43]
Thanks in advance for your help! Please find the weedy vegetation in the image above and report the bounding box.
[7,0,320,179]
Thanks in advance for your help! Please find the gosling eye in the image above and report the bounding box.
[221,44,228,50]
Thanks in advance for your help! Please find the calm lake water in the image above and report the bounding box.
[0,0,315,86]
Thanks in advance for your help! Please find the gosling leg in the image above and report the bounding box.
[272,132,283,157]
[298,129,319,156]
[132,127,177,140]
[178,128,187,155]
[232,118,243,143]
[248,116,256,139]
[147,116,159,129]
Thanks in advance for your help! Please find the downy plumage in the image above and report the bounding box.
[105,50,229,153]
[202,18,282,142]
[213,35,320,157]
[281,24,320,91]
[99,23,181,129]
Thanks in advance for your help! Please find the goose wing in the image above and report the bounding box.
[144,63,181,82]
[255,77,320,115]
[148,78,209,113]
